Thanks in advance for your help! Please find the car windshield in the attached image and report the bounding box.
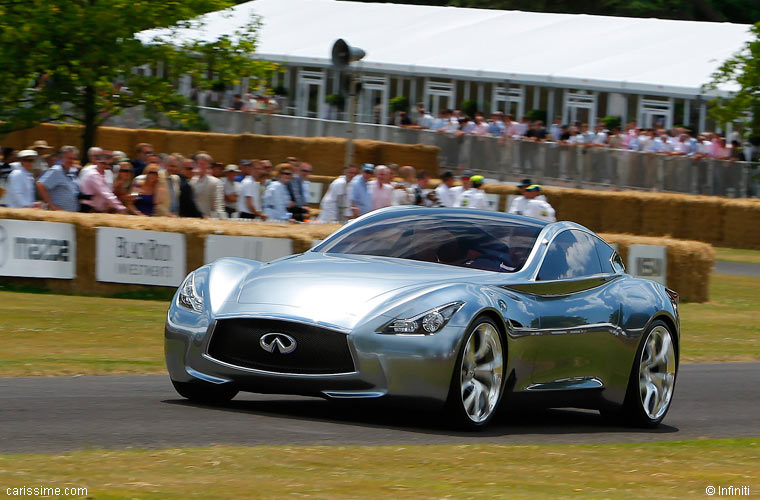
[316,212,544,273]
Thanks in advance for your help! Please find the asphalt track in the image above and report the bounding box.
[1,362,758,453]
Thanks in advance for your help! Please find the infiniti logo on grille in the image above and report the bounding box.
[259,333,297,354]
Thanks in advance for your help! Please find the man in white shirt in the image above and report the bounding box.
[369,165,394,211]
[318,164,357,223]
[263,164,295,221]
[449,170,473,206]
[222,164,240,217]
[434,170,456,207]
[508,178,534,215]
[237,161,265,219]
[191,153,224,218]
[6,150,40,208]
[454,175,488,210]
[522,185,556,222]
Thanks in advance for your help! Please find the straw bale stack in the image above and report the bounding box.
[600,232,714,303]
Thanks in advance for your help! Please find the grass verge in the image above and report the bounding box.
[0,439,757,499]
[0,273,757,377]
[714,247,760,265]
[679,273,760,363]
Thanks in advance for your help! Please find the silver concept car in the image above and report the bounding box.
[166,207,679,429]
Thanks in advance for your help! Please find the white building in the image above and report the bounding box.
[142,0,754,132]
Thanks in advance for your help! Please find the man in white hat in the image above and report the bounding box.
[6,150,41,208]
[30,140,53,177]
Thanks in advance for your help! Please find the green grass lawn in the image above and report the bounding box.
[0,272,758,377]
[714,247,760,265]
[0,439,757,499]
[679,274,760,362]
[0,292,167,377]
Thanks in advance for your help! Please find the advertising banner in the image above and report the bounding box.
[204,235,294,264]
[96,227,186,286]
[0,219,76,279]
[627,244,667,286]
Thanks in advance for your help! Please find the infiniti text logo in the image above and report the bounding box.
[259,333,297,354]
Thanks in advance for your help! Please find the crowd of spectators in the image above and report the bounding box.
[1,140,518,224]
[397,104,757,162]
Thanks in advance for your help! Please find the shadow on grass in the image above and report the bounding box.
[163,396,679,439]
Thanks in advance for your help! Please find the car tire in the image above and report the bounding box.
[616,320,678,427]
[445,317,506,430]
[171,379,238,405]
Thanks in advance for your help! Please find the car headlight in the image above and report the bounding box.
[178,272,203,313]
[380,302,464,335]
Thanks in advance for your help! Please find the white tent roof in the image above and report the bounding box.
[142,0,753,97]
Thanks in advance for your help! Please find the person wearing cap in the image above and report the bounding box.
[263,163,295,221]
[508,177,546,215]
[522,185,556,222]
[349,163,374,217]
[449,169,473,206]
[30,140,53,177]
[222,164,241,218]
[318,164,357,223]
[36,145,81,212]
[434,170,456,207]
[454,175,489,210]
[6,150,40,208]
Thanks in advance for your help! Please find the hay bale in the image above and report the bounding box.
[165,132,206,158]
[200,132,241,164]
[635,192,682,237]
[723,199,760,249]
[674,194,725,245]
[1,128,31,150]
[600,232,714,303]
[133,130,169,157]
[596,191,643,235]
[97,127,136,155]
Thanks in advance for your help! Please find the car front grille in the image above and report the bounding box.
[207,318,355,375]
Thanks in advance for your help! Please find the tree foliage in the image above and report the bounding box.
[0,0,276,152]
[704,23,760,138]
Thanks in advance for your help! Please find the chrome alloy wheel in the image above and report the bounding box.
[638,325,676,420]
[460,321,504,424]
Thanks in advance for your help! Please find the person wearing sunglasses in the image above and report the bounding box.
[263,163,295,222]
[6,150,41,208]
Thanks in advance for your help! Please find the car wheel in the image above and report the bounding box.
[446,317,505,429]
[171,379,238,405]
[619,320,678,427]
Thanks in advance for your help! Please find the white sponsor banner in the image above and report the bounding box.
[627,244,667,286]
[0,219,76,279]
[96,227,186,286]
[204,235,294,264]
[307,182,323,204]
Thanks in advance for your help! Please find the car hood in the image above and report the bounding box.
[232,253,483,328]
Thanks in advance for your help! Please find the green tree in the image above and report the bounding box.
[0,0,276,153]
[704,23,760,139]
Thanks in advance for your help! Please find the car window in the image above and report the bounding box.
[319,214,543,273]
[537,230,603,280]
[593,236,616,274]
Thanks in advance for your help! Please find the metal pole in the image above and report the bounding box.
[344,75,358,168]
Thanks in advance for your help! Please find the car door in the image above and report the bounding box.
[506,229,623,391]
